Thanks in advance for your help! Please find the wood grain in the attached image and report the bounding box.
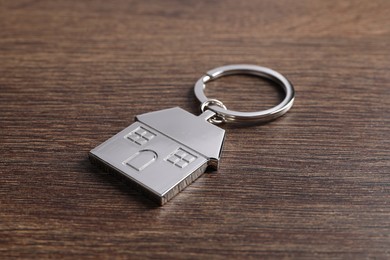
[1,0,389,259]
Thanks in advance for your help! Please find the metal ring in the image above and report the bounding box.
[200,99,227,124]
[200,99,227,113]
[194,64,295,123]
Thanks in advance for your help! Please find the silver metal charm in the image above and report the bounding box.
[89,64,295,205]
[89,107,225,205]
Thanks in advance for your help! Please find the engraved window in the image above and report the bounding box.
[166,148,196,169]
[126,127,156,145]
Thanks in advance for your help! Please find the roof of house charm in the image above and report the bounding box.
[89,107,225,205]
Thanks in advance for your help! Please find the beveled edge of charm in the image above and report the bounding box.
[89,150,208,205]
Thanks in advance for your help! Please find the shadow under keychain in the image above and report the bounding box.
[89,64,295,205]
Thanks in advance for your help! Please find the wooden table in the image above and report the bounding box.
[1,0,389,258]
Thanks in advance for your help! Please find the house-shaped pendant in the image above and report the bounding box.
[89,107,225,205]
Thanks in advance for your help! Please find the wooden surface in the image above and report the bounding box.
[1,0,389,259]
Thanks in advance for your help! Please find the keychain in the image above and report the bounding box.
[89,64,295,205]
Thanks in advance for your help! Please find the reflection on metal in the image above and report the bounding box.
[89,107,225,205]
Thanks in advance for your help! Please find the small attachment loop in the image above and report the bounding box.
[200,99,227,124]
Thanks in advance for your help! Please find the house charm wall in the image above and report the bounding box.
[89,107,225,205]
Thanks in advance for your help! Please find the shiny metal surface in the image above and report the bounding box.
[200,98,227,124]
[89,107,225,205]
[194,64,295,123]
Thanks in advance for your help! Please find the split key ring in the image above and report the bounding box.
[194,64,295,123]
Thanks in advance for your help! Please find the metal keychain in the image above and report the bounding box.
[89,64,295,205]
